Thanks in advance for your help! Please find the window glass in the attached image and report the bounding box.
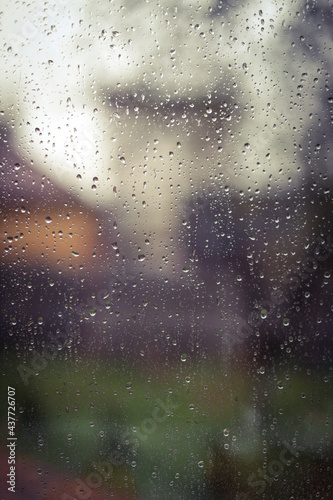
[1,1,332,498]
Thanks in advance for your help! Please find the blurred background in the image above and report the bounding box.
[0,0,333,498]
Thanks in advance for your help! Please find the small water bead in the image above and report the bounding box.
[261,309,267,320]
[198,461,204,468]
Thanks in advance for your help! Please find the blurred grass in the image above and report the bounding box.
[1,350,332,498]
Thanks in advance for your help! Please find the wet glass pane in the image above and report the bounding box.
[1,1,333,498]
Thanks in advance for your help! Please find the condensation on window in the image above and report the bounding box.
[0,1,332,498]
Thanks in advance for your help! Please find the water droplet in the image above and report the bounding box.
[198,461,204,468]
[223,428,229,437]
[261,309,267,320]
[45,216,52,223]
[181,354,187,362]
